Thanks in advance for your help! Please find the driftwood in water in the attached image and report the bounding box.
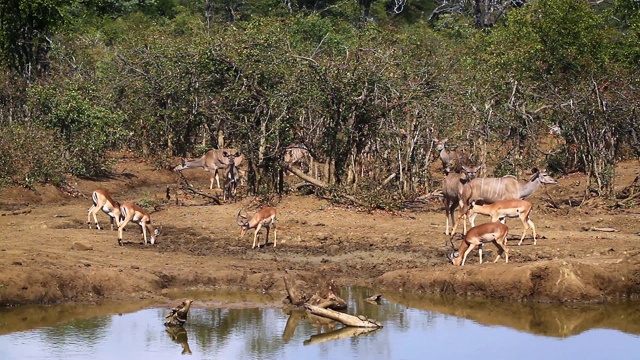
[165,299,193,326]
[283,275,347,310]
[304,304,382,328]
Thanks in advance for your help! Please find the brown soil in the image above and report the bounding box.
[1,154,639,306]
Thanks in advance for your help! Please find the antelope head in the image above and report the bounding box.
[236,208,249,236]
[530,168,558,185]
[445,237,459,262]
[150,225,162,245]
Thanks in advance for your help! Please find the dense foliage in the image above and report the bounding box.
[0,0,638,203]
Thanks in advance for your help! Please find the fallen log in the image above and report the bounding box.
[281,162,366,207]
[582,226,618,232]
[304,304,382,328]
[176,171,221,205]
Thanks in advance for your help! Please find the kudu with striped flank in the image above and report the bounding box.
[450,168,556,235]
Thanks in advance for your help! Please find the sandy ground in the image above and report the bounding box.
[1,154,639,306]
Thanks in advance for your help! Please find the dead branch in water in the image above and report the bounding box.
[304,304,382,328]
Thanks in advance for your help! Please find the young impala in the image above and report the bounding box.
[236,207,277,249]
[87,189,122,231]
[467,199,537,246]
[118,201,160,246]
[448,220,509,266]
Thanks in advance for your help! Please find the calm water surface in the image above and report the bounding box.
[0,289,638,360]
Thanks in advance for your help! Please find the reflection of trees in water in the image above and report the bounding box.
[188,307,284,357]
[41,316,111,349]
[384,292,640,338]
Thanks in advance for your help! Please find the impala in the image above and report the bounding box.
[118,201,160,246]
[448,221,509,266]
[451,168,556,235]
[467,199,537,246]
[87,189,122,231]
[236,207,277,249]
[434,137,471,173]
[173,149,243,190]
[442,165,480,235]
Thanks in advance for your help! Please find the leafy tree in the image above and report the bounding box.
[0,0,73,77]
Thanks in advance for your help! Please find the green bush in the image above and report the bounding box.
[0,124,66,188]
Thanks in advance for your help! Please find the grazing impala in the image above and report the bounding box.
[173,149,243,190]
[442,165,480,235]
[448,221,509,266]
[451,168,556,235]
[87,189,122,231]
[118,201,160,246]
[467,199,537,246]
[236,207,277,249]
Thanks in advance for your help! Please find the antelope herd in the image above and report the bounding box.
[85,140,557,266]
[436,137,558,266]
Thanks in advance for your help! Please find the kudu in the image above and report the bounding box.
[468,199,537,246]
[223,151,242,201]
[450,168,557,235]
[237,207,277,249]
[173,149,244,190]
[442,165,481,235]
[448,220,510,266]
[87,189,121,231]
[434,138,472,173]
[284,145,313,174]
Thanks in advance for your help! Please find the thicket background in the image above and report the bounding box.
[0,0,638,205]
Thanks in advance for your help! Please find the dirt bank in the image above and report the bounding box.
[1,156,639,306]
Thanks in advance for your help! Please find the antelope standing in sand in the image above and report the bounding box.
[118,201,160,246]
[236,207,277,249]
[173,149,244,190]
[434,138,472,173]
[442,165,481,235]
[448,221,510,266]
[87,189,122,231]
[467,199,537,246]
[451,168,556,235]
